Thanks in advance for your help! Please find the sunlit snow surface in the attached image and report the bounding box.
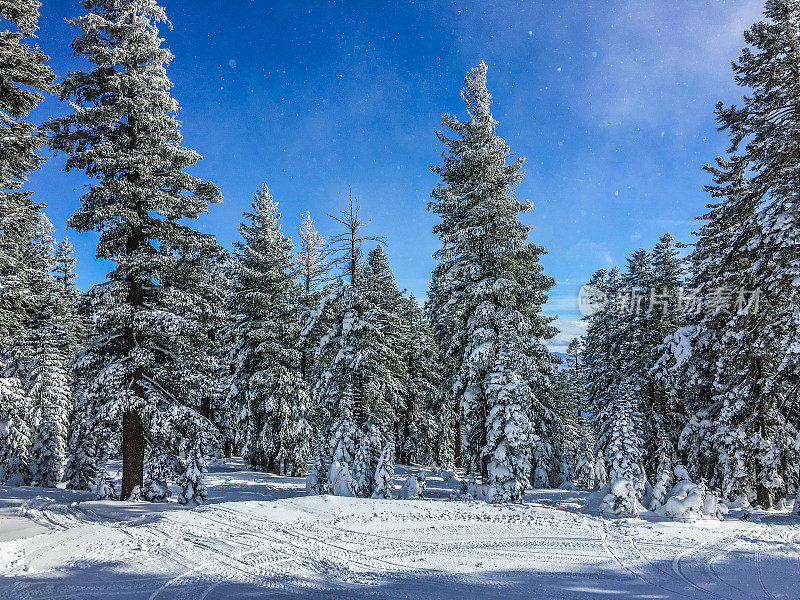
[1,460,798,599]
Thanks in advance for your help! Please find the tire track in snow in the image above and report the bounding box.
[143,505,406,599]
[627,537,706,599]
[135,512,318,600]
[672,534,740,600]
[600,519,697,598]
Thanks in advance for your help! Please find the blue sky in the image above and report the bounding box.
[28,0,764,351]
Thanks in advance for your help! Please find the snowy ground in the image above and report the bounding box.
[1,460,799,599]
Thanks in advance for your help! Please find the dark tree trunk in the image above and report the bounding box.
[753,356,772,509]
[121,409,144,499]
[121,87,146,500]
[400,401,413,465]
[201,329,214,418]
[224,440,233,459]
[353,374,365,428]
[756,485,772,510]
[300,344,307,380]
[400,351,415,465]
[453,396,462,468]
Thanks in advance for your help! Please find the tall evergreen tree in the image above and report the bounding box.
[0,0,54,349]
[0,359,30,484]
[702,0,800,509]
[398,296,444,466]
[27,325,70,487]
[47,0,223,500]
[297,211,331,306]
[228,185,311,475]
[52,238,86,357]
[656,0,800,508]
[361,246,409,452]
[296,211,331,385]
[428,62,557,501]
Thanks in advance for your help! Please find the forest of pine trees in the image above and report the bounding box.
[0,0,798,513]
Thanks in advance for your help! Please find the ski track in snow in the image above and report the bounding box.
[1,462,799,600]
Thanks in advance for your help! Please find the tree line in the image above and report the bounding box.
[1,0,798,512]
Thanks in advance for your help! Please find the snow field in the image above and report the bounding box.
[1,460,799,599]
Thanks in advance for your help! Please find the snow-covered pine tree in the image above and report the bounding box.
[296,211,331,384]
[306,442,325,495]
[0,0,54,350]
[52,238,86,358]
[47,0,223,500]
[361,246,412,456]
[26,325,70,487]
[598,378,646,517]
[428,63,556,501]
[228,185,311,475]
[305,199,399,468]
[582,268,621,413]
[427,268,461,467]
[655,1,800,508]
[399,296,445,466]
[177,445,207,505]
[351,422,381,498]
[372,438,395,499]
[564,338,596,487]
[156,238,233,464]
[641,234,687,483]
[0,360,30,484]
[327,386,358,490]
[583,267,647,501]
[4,211,58,383]
[297,211,331,307]
[572,426,596,489]
[52,239,76,296]
[551,368,578,483]
[701,0,800,509]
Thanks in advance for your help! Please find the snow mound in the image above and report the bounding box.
[653,480,727,522]
[599,477,645,518]
[327,461,355,497]
[400,474,425,500]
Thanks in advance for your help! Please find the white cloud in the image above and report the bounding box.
[545,318,588,354]
[574,0,764,129]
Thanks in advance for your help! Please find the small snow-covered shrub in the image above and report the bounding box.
[400,474,424,499]
[143,453,176,502]
[306,452,324,495]
[451,477,495,501]
[793,495,800,515]
[327,461,355,496]
[723,494,751,511]
[654,480,727,522]
[371,442,394,499]
[600,478,643,518]
[141,480,169,502]
[94,473,118,500]
[441,469,456,482]
[177,450,206,505]
[127,485,143,501]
